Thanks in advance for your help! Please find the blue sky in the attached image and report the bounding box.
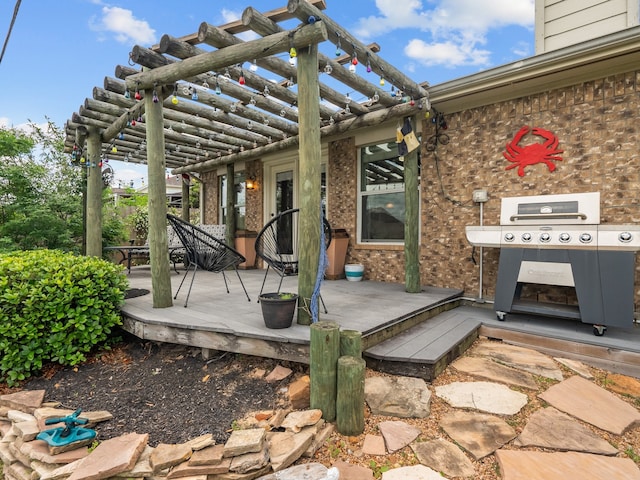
[0,0,534,187]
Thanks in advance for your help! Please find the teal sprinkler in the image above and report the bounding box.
[36,408,96,447]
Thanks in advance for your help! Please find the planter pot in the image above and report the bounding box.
[344,264,364,282]
[259,293,298,329]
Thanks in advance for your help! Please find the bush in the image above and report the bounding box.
[0,250,129,385]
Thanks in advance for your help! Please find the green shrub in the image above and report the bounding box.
[0,250,129,385]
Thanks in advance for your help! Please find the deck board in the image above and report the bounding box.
[119,266,640,379]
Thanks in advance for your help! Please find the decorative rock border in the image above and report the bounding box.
[0,390,335,480]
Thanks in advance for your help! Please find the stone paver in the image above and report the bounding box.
[539,375,640,435]
[150,443,192,472]
[412,438,475,478]
[362,434,386,456]
[378,421,420,453]
[452,355,538,389]
[553,357,594,379]
[333,459,375,480]
[365,376,431,418]
[267,430,315,472]
[280,409,322,433]
[435,381,528,415]
[265,365,292,382]
[496,449,640,479]
[188,444,224,466]
[472,342,564,380]
[255,463,328,480]
[515,407,618,455]
[381,464,444,479]
[440,410,516,460]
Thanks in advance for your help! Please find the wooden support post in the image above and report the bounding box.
[297,43,322,325]
[310,320,340,421]
[226,163,236,247]
[145,87,173,308]
[404,116,421,293]
[340,330,362,358]
[181,175,189,222]
[85,128,103,257]
[336,355,366,436]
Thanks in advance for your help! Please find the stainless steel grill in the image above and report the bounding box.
[466,192,640,335]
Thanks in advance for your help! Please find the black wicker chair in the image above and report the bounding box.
[255,208,332,312]
[167,214,250,307]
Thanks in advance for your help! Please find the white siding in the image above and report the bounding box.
[535,0,640,53]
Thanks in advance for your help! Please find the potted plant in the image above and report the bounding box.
[259,292,298,329]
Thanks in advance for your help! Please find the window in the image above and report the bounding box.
[219,172,246,230]
[359,141,406,243]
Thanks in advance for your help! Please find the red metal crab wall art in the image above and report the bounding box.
[503,126,564,177]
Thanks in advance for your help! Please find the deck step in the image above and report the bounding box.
[364,310,481,381]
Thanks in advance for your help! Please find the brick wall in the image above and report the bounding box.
[419,73,640,308]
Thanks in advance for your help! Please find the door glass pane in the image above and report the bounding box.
[275,170,294,254]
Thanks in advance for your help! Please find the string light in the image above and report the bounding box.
[171,84,179,105]
[238,70,246,85]
[324,63,333,74]
[249,59,258,72]
[335,32,342,56]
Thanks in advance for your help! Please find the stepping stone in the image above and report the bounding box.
[362,434,386,456]
[189,444,224,466]
[435,381,528,415]
[255,463,328,480]
[365,376,431,418]
[554,357,594,379]
[267,430,315,472]
[452,355,538,389]
[472,342,563,380]
[538,375,640,435]
[381,465,444,480]
[229,448,269,474]
[412,438,475,478]
[440,410,516,460]
[606,373,640,398]
[333,460,375,480]
[496,450,640,479]
[514,407,618,455]
[378,421,421,453]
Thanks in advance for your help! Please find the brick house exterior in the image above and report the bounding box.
[201,27,640,315]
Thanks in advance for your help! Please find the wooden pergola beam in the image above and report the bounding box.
[125,21,328,91]
[287,0,429,100]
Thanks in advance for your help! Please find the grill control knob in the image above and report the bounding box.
[619,232,633,243]
[559,233,571,243]
[540,232,551,243]
[504,232,515,242]
[579,233,593,244]
[521,232,532,242]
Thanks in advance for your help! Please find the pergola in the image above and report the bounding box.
[65,0,429,320]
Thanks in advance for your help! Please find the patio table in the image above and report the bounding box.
[104,244,184,274]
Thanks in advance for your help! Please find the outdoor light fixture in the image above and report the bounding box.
[246,176,258,190]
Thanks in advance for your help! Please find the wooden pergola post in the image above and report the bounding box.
[181,175,190,221]
[85,128,103,257]
[226,163,236,247]
[296,43,322,325]
[145,87,173,308]
[404,115,421,293]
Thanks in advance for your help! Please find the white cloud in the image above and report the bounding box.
[89,6,156,45]
[354,0,534,68]
[404,39,491,68]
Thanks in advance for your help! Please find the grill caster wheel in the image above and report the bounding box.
[593,325,606,336]
[496,311,507,321]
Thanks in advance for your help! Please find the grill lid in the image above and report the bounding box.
[500,192,600,226]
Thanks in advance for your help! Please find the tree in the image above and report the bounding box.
[0,121,84,252]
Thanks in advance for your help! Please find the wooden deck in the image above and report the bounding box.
[120,266,640,380]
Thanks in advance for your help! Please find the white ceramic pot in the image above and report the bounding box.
[344,263,364,282]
